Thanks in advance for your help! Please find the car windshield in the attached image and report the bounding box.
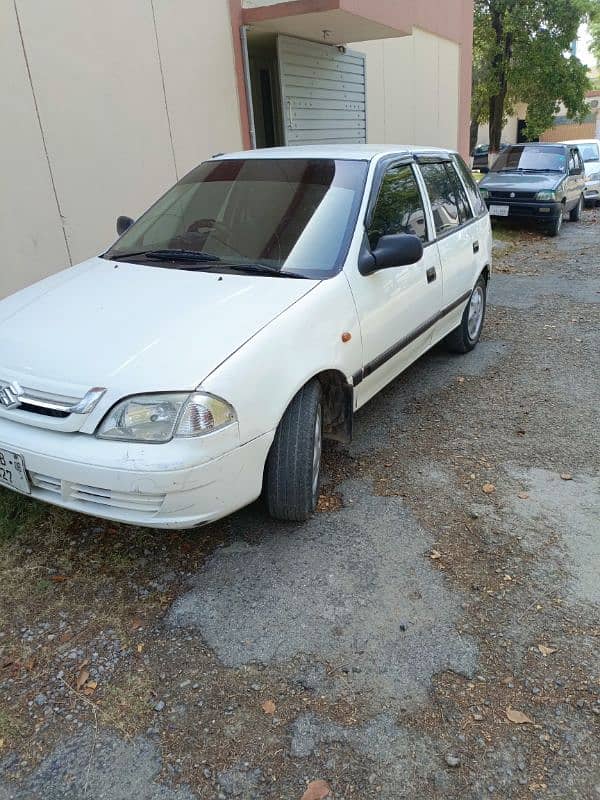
[103,158,368,278]
[491,145,566,173]
[575,142,600,161]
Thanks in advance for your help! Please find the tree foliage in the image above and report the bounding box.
[473,0,597,150]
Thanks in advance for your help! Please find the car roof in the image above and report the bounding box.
[560,138,600,145]
[508,142,567,148]
[211,144,458,162]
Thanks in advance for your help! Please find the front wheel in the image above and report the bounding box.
[546,210,563,237]
[444,276,487,354]
[569,194,583,222]
[264,380,323,522]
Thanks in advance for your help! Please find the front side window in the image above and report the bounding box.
[569,150,577,172]
[368,164,428,249]
[419,162,461,235]
[104,158,368,278]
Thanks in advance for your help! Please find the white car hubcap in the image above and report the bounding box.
[467,286,484,340]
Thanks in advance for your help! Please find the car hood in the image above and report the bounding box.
[480,172,564,192]
[0,257,319,394]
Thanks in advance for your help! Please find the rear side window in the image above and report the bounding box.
[453,154,487,216]
[368,164,428,248]
[419,162,462,236]
[446,163,473,223]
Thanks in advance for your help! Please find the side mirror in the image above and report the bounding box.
[116,215,134,236]
[359,233,424,274]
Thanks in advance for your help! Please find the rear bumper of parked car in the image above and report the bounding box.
[486,200,562,223]
[0,417,274,529]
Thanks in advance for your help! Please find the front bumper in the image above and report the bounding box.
[0,417,274,529]
[486,199,561,222]
[584,179,600,202]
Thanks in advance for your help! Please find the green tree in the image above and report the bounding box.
[473,0,595,153]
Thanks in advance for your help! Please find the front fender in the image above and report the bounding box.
[200,273,362,445]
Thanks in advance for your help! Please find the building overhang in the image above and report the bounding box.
[241,0,467,45]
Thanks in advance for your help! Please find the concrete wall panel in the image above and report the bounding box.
[14,0,178,265]
[152,0,243,177]
[0,0,70,297]
[353,29,460,150]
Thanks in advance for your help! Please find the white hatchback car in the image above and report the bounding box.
[560,138,600,206]
[0,146,491,528]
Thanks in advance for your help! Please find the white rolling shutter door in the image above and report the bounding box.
[277,35,366,145]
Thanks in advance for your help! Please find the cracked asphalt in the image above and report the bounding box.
[0,209,598,799]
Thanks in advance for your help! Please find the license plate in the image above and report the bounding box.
[0,448,31,494]
[489,204,510,217]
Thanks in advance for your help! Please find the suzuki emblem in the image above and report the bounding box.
[0,381,23,409]
[510,192,516,198]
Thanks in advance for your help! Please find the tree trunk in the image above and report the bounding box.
[488,3,513,158]
[469,118,479,156]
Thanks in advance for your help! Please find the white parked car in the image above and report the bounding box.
[561,138,600,206]
[0,146,491,528]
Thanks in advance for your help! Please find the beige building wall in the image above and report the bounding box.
[351,29,460,150]
[477,103,528,147]
[1,0,243,298]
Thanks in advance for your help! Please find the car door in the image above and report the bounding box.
[573,147,586,201]
[566,148,583,209]
[415,158,478,342]
[346,159,443,407]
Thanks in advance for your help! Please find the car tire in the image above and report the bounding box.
[546,211,563,237]
[444,275,487,354]
[569,194,583,222]
[264,379,323,522]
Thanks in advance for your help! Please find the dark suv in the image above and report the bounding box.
[478,143,586,236]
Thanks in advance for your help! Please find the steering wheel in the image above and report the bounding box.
[186,218,230,237]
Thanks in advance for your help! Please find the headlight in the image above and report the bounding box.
[97,392,236,442]
[479,188,490,199]
[535,190,557,201]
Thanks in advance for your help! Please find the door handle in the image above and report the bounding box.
[426,266,437,284]
[473,240,480,253]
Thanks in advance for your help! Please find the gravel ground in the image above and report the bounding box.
[0,210,598,799]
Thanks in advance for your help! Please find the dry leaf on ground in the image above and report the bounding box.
[430,549,442,560]
[482,483,496,494]
[75,668,90,691]
[261,699,276,715]
[50,575,68,583]
[537,644,557,656]
[560,473,573,481]
[517,491,529,499]
[506,707,533,724]
[301,780,332,800]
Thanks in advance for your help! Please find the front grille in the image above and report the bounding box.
[29,472,165,515]
[490,190,537,200]
[0,383,105,419]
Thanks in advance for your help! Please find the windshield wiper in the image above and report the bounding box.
[225,262,308,279]
[498,167,560,173]
[108,249,221,262]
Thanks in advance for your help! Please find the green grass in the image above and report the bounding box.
[0,490,46,543]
